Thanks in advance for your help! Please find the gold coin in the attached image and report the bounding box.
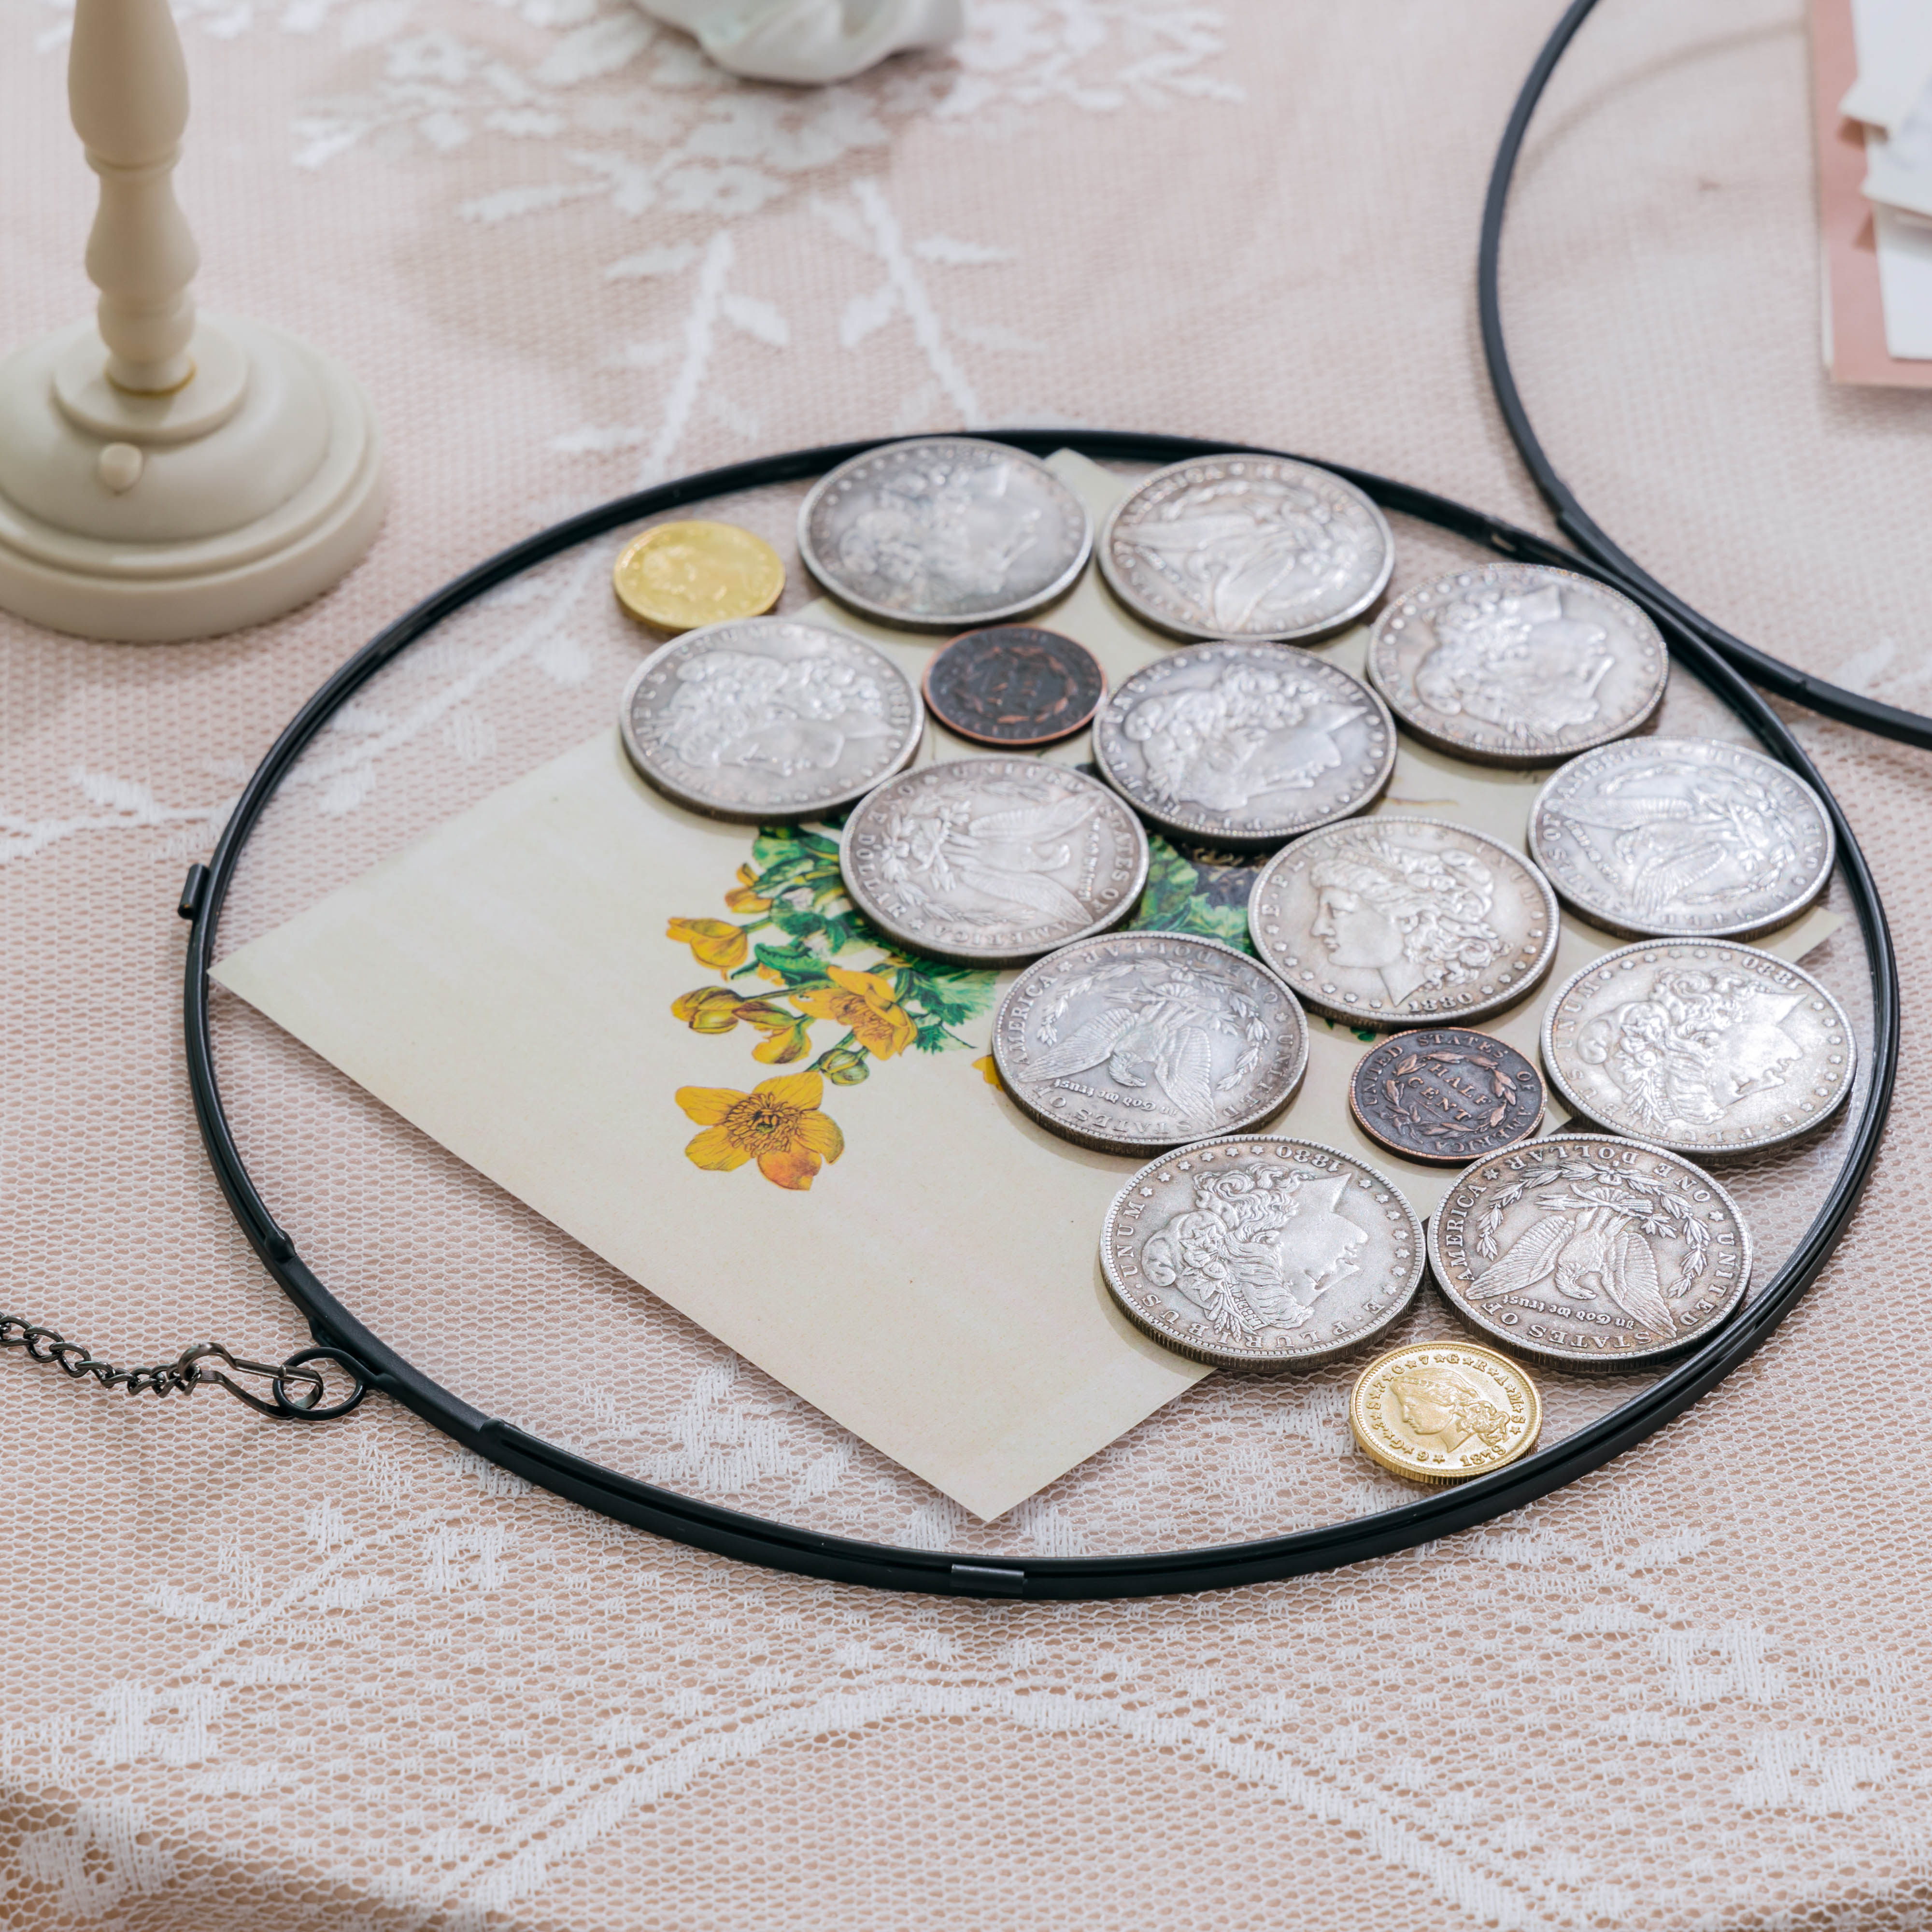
[612,521,785,632]
[1348,1341,1541,1486]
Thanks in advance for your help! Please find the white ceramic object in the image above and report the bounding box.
[0,0,384,643]
[636,0,963,84]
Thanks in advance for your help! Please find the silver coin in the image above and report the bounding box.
[1428,1133,1752,1370]
[1528,738,1834,939]
[1540,938,1855,1155]
[1091,642,1396,849]
[1101,1135,1423,1369]
[839,758,1148,966]
[1248,815,1560,1028]
[994,932,1308,1154]
[619,617,922,823]
[1098,454,1394,643]
[797,438,1092,630]
[1365,563,1668,765]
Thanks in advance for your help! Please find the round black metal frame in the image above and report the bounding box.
[180,429,1898,1599]
[1478,0,1932,751]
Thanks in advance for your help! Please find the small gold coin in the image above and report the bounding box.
[1349,1341,1541,1486]
[612,521,784,632]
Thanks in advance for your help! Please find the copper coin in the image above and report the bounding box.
[1349,1028,1545,1166]
[921,626,1107,747]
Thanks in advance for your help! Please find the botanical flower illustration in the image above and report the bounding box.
[668,824,998,1184]
[675,1071,845,1191]
[1129,835,1260,955]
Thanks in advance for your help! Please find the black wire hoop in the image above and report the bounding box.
[180,429,1898,1598]
[1478,0,1932,752]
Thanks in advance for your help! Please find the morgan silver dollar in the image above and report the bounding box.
[839,758,1148,966]
[619,617,922,822]
[1098,454,1394,643]
[993,932,1308,1154]
[798,438,1092,630]
[1541,939,1855,1154]
[1528,738,1835,939]
[1248,816,1560,1027]
[1091,641,1396,848]
[1365,563,1668,765]
[1428,1134,1752,1369]
[1101,1136,1423,1369]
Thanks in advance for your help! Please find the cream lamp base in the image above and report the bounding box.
[0,314,384,643]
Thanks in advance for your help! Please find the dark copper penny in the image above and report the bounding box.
[1349,1028,1544,1166]
[922,625,1107,748]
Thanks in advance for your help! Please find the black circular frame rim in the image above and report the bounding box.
[180,429,1899,1600]
[1478,0,1932,752]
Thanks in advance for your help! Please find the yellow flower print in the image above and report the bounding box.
[675,1070,845,1191]
[724,864,773,913]
[973,1053,1004,1091]
[793,966,918,1060]
[666,917,748,975]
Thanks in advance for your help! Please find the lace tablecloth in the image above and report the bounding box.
[4,1,1931,1926]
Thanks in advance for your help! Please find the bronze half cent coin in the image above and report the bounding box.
[1349,1028,1545,1166]
[922,626,1107,747]
[1350,1342,1542,1485]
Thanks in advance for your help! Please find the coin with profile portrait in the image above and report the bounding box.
[1540,938,1855,1154]
[1100,1135,1423,1369]
[1092,641,1395,849]
[1099,454,1394,643]
[1349,1342,1542,1485]
[619,617,923,822]
[1247,816,1559,1028]
[1365,562,1667,766]
[798,438,1092,631]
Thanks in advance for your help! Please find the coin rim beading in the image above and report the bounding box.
[1091,640,1398,848]
[1099,1133,1425,1370]
[1538,938,1857,1154]
[1364,561,1668,767]
[796,438,1095,632]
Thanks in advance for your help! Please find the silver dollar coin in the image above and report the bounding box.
[1101,1136,1423,1369]
[994,932,1308,1154]
[1091,642,1396,848]
[1098,454,1394,643]
[619,617,922,823]
[1365,563,1668,765]
[1428,1133,1752,1370]
[839,758,1148,966]
[797,438,1092,630]
[1528,738,1835,939]
[1540,938,1855,1154]
[1248,815,1559,1027]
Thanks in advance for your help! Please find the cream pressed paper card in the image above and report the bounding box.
[214,452,1840,1518]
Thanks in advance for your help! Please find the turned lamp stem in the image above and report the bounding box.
[71,0,200,396]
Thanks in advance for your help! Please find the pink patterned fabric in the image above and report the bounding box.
[2,2,1929,1927]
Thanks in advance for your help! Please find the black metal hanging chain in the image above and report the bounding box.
[1477,0,1932,752]
[0,1314,368,1420]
